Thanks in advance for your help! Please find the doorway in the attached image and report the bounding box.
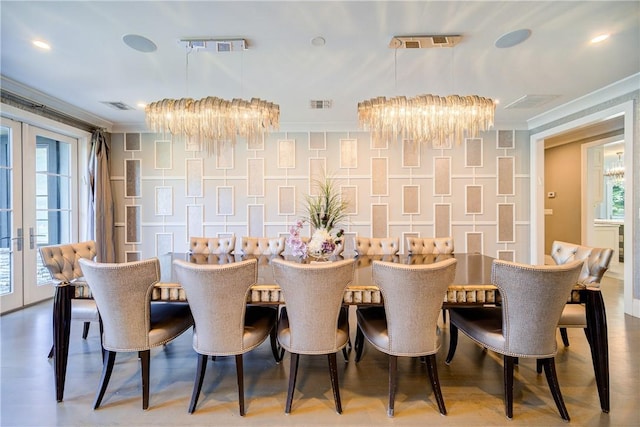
[0,117,80,313]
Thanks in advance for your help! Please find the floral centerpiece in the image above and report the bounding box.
[286,175,347,260]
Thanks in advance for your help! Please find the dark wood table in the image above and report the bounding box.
[51,252,609,413]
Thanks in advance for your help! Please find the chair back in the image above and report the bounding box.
[491,259,583,356]
[550,240,613,287]
[189,236,235,254]
[373,258,457,355]
[240,236,285,255]
[405,237,454,255]
[272,258,355,353]
[39,240,97,282]
[79,258,161,351]
[173,259,258,355]
[354,237,399,256]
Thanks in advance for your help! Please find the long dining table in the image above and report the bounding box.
[51,252,609,413]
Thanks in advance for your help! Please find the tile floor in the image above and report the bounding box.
[1,276,638,427]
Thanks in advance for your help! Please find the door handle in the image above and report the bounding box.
[29,227,46,250]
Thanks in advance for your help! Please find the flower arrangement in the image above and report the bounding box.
[286,175,347,260]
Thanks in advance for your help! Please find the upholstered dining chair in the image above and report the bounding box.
[173,259,278,415]
[356,258,457,416]
[405,236,454,255]
[550,240,614,347]
[189,235,236,254]
[445,259,583,420]
[79,257,194,410]
[354,236,400,256]
[271,258,356,414]
[39,240,99,358]
[239,236,285,256]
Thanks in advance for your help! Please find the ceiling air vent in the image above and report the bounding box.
[389,35,462,49]
[310,100,333,109]
[179,38,247,52]
[503,94,561,109]
[101,101,134,111]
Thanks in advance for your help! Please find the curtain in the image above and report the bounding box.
[87,130,115,262]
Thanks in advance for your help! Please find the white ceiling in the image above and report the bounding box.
[1,1,638,132]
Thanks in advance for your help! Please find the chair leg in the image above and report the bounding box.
[504,355,515,419]
[235,354,245,416]
[560,328,570,347]
[445,323,458,364]
[82,322,91,339]
[93,350,116,409]
[542,357,570,421]
[354,325,365,362]
[48,345,54,359]
[425,354,447,415]
[188,353,208,413]
[328,352,342,414]
[139,350,150,410]
[269,324,283,363]
[388,355,397,417]
[285,353,300,413]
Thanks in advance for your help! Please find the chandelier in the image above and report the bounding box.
[145,97,279,153]
[604,151,625,183]
[357,94,495,148]
[144,38,279,155]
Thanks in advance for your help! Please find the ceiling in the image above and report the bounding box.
[1,1,638,132]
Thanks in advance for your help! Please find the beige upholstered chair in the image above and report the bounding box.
[405,236,454,255]
[173,259,277,415]
[356,258,457,416]
[39,241,99,357]
[445,259,583,420]
[239,236,285,256]
[79,258,194,410]
[189,236,236,254]
[271,258,356,414]
[354,237,399,256]
[550,240,614,346]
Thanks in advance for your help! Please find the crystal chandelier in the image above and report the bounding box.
[145,97,279,154]
[604,151,625,183]
[145,38,279,155]
[357,94,495,148]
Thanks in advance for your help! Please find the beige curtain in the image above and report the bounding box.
[87,130,115,262]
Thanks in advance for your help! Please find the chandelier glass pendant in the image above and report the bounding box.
[145,96,279,154]
[603,151,625,184]
[357,94,495,148]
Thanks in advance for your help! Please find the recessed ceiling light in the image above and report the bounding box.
[137,102,147,109]
[494,29,531,49]
[311,36,326,47]
[32,40,51,50]
[591,33,610,44]
[123,34,157,53]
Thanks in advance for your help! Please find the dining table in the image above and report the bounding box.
[50,252,609,413]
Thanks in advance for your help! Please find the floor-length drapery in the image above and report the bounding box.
[87,130,115,262]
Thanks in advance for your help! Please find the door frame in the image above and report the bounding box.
[530,97,637,317]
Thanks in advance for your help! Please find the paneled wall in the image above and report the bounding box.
[109,129,530,261]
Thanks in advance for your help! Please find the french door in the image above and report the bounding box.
[0,117,79,313]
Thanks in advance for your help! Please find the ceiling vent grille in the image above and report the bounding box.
[503,94,561,109]
[310,100,333,109]
[179,38,247,52]
[101,101,134,111]
[389,35,462,49]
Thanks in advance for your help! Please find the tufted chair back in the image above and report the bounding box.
[39,240,97,298]
[354,237,399,256]
[239,236,285,255]
[406,237,454,255]
[189,236,235,255]
[550,240,613,288]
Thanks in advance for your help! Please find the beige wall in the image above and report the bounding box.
[109,129,531,263]
[544,142,582,254]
